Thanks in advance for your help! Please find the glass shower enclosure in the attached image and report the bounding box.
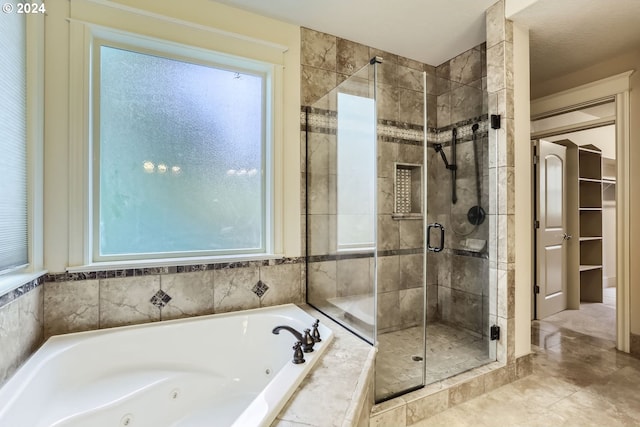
[306,54,497,402]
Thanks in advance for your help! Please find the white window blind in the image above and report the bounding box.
[0,9,28,274]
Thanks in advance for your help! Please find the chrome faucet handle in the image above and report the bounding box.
[311,320,322,342]
[292,341,305,364]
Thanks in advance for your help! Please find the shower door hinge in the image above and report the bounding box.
[491,114,501,129]
[490,325,500,341]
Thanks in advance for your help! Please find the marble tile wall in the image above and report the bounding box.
[486,0,516,365]
[436,44,487,128]
[427,42,492,337]
[302,27,432,333]
[0,276,45,386]
[42,260,305,339]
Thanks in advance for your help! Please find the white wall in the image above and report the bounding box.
[513,22,532,358]
[546,126,616,159]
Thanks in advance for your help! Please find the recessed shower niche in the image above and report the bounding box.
[394,163,422,219]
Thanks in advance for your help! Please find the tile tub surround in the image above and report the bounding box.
[43,258,305,338]
[0,271,371,426]
[274,305,375,427]
[0,276,45,386]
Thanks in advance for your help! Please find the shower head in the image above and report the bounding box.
[472,123,479,132]
[433,143,443,153]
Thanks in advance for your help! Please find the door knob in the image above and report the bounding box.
[563,233,572,240]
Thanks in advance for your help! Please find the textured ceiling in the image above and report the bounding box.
[509,0,640,83]
[212,0,497,67]
[213,0,640,84]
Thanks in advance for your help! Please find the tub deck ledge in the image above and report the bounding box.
[272,304,375,427]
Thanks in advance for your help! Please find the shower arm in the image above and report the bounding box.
[433,128,457,204]
[433,145,456,171]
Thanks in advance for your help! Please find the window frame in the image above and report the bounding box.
[67,19,291,271]
[90,34,275,263]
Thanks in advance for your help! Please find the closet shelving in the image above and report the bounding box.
[578,145,603,302]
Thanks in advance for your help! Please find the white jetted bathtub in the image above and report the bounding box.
[0,304,333,427]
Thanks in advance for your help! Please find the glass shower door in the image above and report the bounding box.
[306,45,499,405]
[306,63,377,343]
[373,61,427,401]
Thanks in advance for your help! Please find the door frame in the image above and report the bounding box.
[530,71,632,352]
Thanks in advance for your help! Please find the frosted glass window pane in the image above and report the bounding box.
[337,93,375,250]
[0,10,28,273]
[99,46,265,257]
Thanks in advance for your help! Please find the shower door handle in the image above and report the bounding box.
[427,223,445,253]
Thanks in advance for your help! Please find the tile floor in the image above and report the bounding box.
[376,323,492,400]
[410,287,640,426]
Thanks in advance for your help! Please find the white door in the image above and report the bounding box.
[536,140,568,319]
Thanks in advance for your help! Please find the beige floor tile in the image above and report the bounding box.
[407,291,640,427]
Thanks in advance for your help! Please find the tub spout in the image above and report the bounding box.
[272,325,315,352]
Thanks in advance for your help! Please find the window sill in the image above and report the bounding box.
[0,270,48,298]
[66,254,286,273]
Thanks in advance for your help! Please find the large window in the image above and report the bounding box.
[93,38,273,262]
[0,11,28,275]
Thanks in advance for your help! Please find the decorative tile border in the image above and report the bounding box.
[435,115,489,145]
[43,257,306,283]
[0,248,480,305]
[307,248,422,264]
[307,247,484,264]
[302,106,488,147]
[0,275,45,310]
